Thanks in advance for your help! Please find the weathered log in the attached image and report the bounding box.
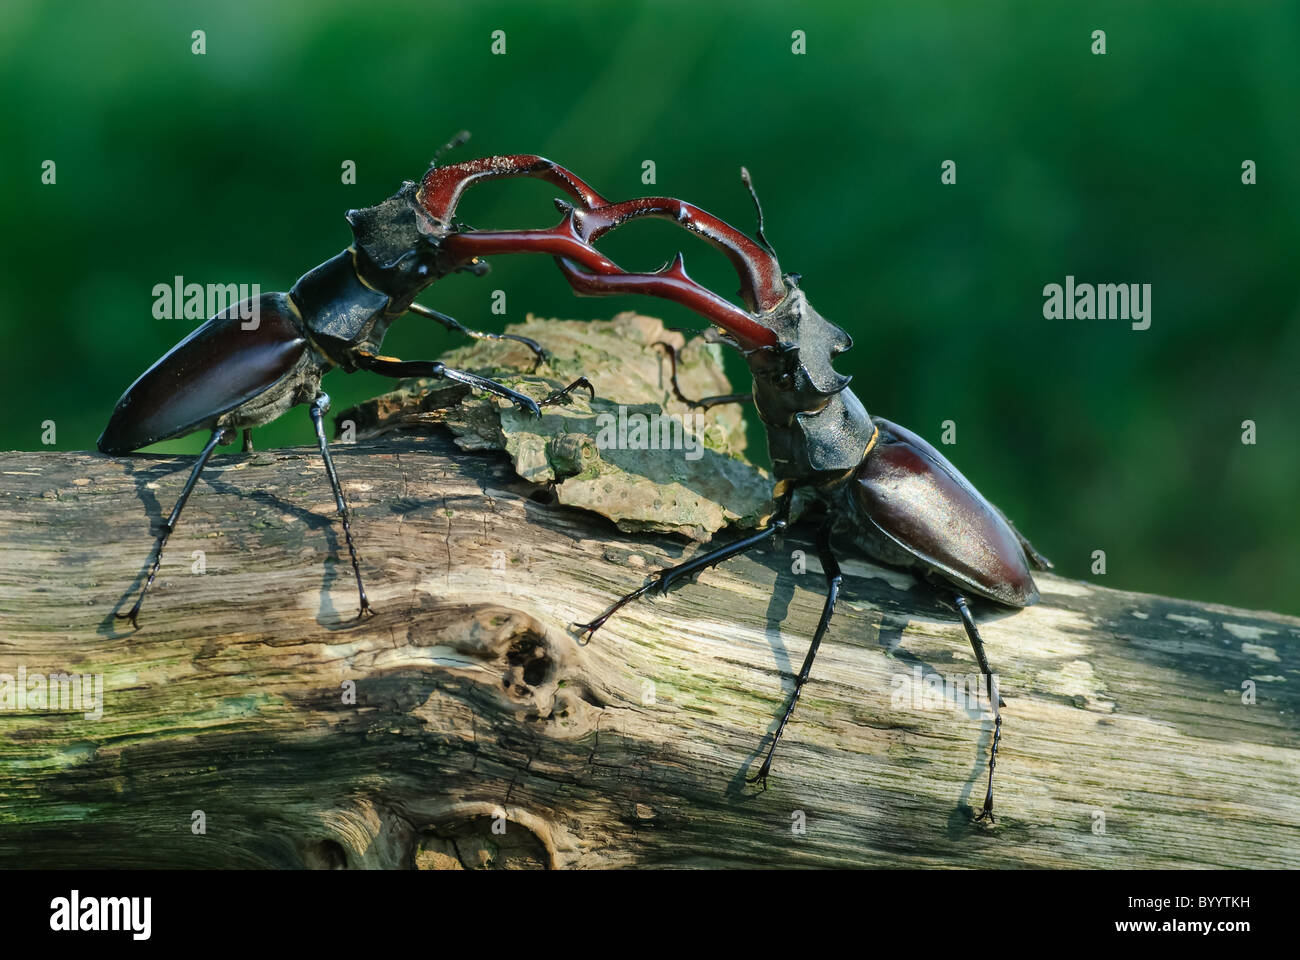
[1,323,1297,869]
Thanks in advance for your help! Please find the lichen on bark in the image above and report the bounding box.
[340,312,779,538]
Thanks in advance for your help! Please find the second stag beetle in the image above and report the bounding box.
[465,170,1053,822]
[99,142,611,627]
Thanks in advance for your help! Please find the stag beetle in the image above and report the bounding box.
[462,171,1053,821]
[99,145,608,627]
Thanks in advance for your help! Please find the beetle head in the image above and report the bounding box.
[746,287,855,425]
[345,182,486,310]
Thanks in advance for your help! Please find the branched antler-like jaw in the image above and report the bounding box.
[427,164,859,416]
[562,196,789,314]
[405,153,874,477]
[495,167,870,477]
[423,172,794,353]
[403,153,805,350]
[408,154,855,393]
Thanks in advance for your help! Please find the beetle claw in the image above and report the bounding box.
[541,376,595,407]
[512,396,543,419]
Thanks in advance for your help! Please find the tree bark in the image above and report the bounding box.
[1,433,1297,869]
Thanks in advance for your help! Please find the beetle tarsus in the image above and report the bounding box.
[974,727,999,824]
[977,712,1001,824]
[541,376,595,407]
[571,582,655,643]
[437,364,543,418]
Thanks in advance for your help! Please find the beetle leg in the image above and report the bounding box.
[653,342,753,410]
[572,495,792,642]
[540,376,594,407]
[747,522,841,789]
[116,427,232,629]
[356,350,563,419]
[308,394,373,620]
[954,594,1002,823]
[242,429,254,454]
[405,302,548,371]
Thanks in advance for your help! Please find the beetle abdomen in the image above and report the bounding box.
[97,294,314,454]
[851,417,1039,607]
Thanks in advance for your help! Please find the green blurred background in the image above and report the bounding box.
[1,0,1296,613]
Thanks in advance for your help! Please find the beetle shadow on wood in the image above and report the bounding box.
[720,548,798,800]
[99,455,173,638]
[99,453,371,635]
[878,587,1022,835]
[202,462,372,630]
[709,528,1020,829]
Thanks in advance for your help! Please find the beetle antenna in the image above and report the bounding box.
[740,166,778,260]
[433,130,472,166]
